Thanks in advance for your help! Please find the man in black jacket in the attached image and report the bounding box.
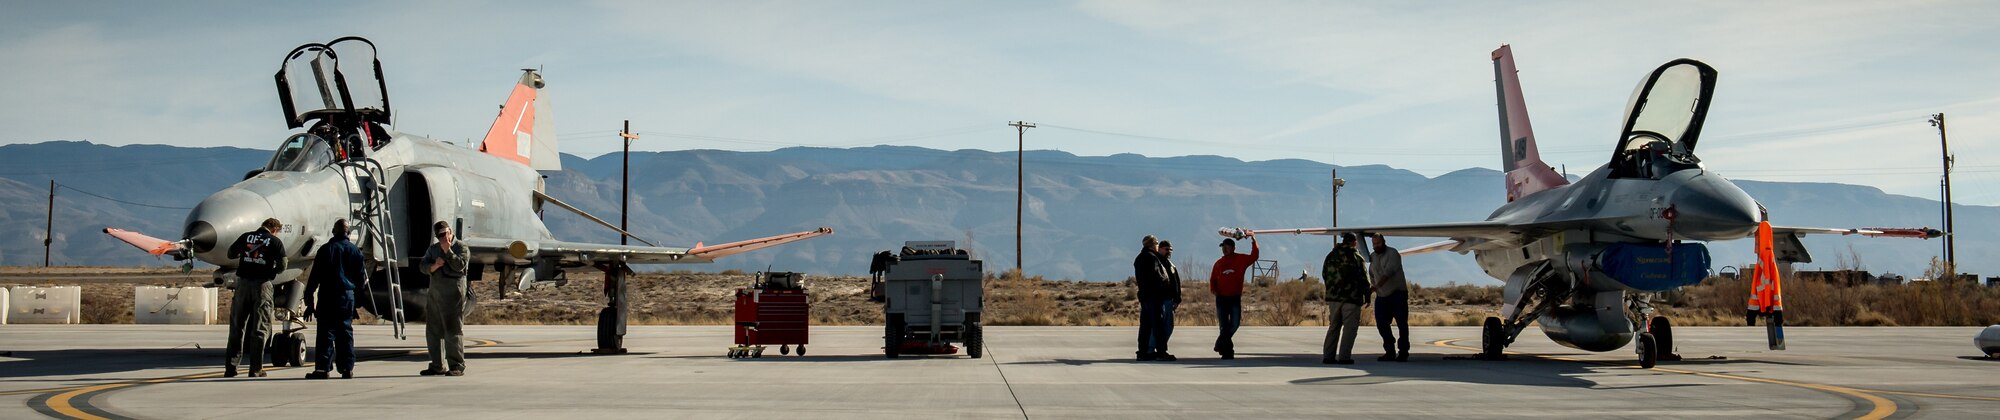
[223,218,286,378]
[305,219,364,379]
[1134,235,1174,361]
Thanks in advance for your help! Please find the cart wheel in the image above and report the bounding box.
[797,345,806,357]
[965,323,984,359]
[780,345,790,356]
[752,347,764,358]
[728,349,739,359]
[885,314,904,359]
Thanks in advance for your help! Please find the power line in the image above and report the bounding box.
[56,183,192,210]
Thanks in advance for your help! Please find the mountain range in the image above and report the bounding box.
[1,141,1988,285]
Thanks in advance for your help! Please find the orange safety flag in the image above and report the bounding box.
[1747,221,1784,313]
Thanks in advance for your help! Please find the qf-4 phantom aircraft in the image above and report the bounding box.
[103,36,832,362]
[1228,45,1939,368]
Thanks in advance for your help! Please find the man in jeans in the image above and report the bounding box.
[1368,234,1411,362]
[1321,233,1370,365]
[1156,241,1183,361]
[1209,234,1258,359]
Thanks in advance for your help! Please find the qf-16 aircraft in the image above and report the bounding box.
[102,36,832,362]
[1228,45,1940,368]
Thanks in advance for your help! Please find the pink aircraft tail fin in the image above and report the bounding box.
[479,69,560,171]
[1492,45,1568,202]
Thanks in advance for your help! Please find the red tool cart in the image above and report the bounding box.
[729,272,809,358]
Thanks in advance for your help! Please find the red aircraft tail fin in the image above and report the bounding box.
[1491,45,1569,202]
[478,69,560,171]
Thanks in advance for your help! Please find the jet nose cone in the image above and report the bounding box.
[1670,174,1760,240]
[183,188,275,264]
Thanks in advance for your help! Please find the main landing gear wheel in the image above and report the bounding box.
[1480,316,1506,360]
[1636,332,1659,369]
[1650,317,1682,362]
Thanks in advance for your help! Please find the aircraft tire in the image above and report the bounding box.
[1637,333,1658,369]
[1650,317,1681,361]
[1480,316,1505,359]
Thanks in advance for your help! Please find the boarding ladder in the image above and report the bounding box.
[342,158,409,339]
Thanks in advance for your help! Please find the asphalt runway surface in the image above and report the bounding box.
[2,325,1995,419]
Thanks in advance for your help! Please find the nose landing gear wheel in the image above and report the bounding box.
[1649,317,1681,362]
[1637,332,1659,369]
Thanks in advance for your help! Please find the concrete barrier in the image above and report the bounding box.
[8,286,83,324]
[1,287,9,324]
[134,286,220,325]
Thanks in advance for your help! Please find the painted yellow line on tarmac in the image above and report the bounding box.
[44,384,122,420]
[1429,338,1897,420]
[35,338,503,420]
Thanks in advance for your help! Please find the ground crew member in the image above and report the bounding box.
[1133,235,1170,361]
[1210,234,1258,359]
[305,219,363,379]
[1157,240,1182,361]
[1367,234,1410,362]
[422,220,470,376]
[1321,233,1370,365]
[223,218,286,378]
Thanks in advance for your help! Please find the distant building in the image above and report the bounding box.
[1986,277,1999,288]
[1796,270,1874,287]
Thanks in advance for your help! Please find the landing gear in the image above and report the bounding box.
[1636,332,1659,369]
[1649,316,1681,362]
[593,263,629,355]
[1480,316,1507,359]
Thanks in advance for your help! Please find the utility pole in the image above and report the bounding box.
[1330,169,1345,227]
[1009,121,1035,276]
[45,180,55,267]
[1929,113,1955,276]
[620,120,639,246]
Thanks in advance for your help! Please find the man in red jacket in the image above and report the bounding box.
[1209,234,1258,359]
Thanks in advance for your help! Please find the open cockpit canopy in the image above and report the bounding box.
[1610,59,1716,179]
[276,36,391,129]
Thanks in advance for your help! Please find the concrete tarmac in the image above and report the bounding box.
[2,325,1996,419]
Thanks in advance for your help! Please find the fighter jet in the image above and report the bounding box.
[1230,45,1940,368]
[103,36,832,358]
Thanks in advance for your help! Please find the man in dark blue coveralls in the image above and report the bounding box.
[305,219,364,379]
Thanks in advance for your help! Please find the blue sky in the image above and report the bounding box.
[6,1,1999,205]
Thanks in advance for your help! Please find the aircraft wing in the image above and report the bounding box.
[462,227,834,266]
[1241,221,1526,241]
[1229,221,1563,253]
[1770,226,1943,239]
